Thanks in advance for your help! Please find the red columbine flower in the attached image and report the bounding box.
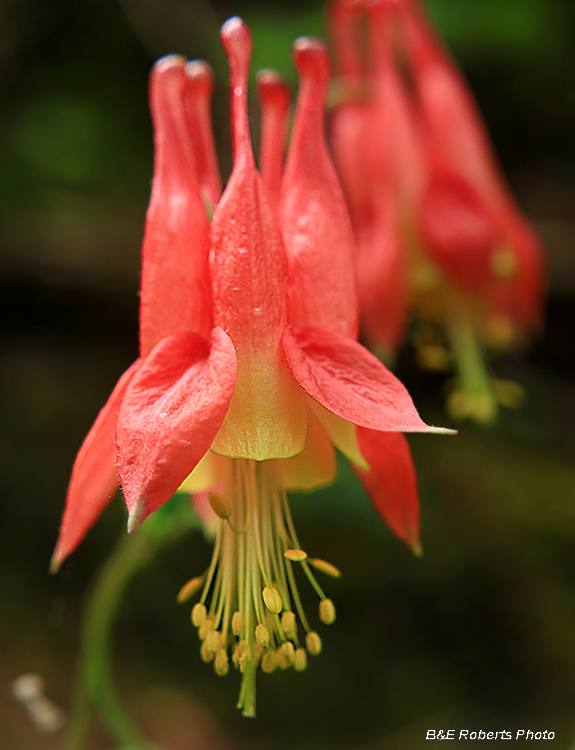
[328,0,545,422]
[329,0,419,356]
[52,17,452,715]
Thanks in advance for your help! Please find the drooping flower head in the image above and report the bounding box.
[328,0,545,423]
[52,17,452,716]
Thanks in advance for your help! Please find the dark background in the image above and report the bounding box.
[1,0,574,748]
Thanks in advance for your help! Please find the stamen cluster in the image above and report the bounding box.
[178,460,339,717]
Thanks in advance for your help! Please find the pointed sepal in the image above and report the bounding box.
[51,360,142,571]
[116,328,237,529]
[283,325,455,434]
[418,170,498,292]
[353,427,422,554]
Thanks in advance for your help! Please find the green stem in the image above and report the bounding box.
[61,496,198,750]
[447,315,497,424]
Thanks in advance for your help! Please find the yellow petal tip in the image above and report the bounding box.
[127,497,146,534]
[428,426,458,435]
[410,540,423,558]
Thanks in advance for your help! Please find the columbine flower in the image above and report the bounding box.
[328,0,545,423]
[52,17,452,716]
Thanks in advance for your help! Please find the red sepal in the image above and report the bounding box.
[116,328,237,528]
[488,215,545,333]
[283,325,450,433]
[353,428,421,553]
[418,170,498,292]
[355,196,408,353]
[51,359,142,571]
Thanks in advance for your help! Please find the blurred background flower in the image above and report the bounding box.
[1,0,574,748]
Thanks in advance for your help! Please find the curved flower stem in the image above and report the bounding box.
[61,496,198,750]
[447,314,497,425]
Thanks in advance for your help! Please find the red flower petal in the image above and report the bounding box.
[117,327,237,530]
[355,195,408,353]
[281,38,359,339]
[51,359,142,571]
[209,18,307,460]
[330,97,371,228]
[283,325,453,433]
[400,0,545,327]
[353,427,421,554]
[183,60,222,211]
[256,68,291,210]
[140,56,212,357]
[418,170,498,292]
[489,215,545,332]
[365,0,425,205]
[327,0,364,78]
[399,0,497,192]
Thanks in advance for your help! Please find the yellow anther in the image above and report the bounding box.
[309,558,342,579]
[231,643,242,669]
[198,616,215,641]
[208,491,232,519]
[306,631,322,655]
[294,648,308,672]
[200,641,215,663]
[412,261,441,291]
[284,548,307,562]
[415,344,451,372]
[191,602,207,628]
[261,651,277,674]
[176,575,204,604]
[275,646,291,670]
[239,643,252,674]
[447,390,496,424]
[255,623,270,648]
[473,395,497,424]
[483,315,515,349]
[319,598,336,625]
[491,248,517,279]
[231,610,244,636]
[446,390,472,420]
[205,629,221,653]
[280,641,295,666]
[281,611,297,640]
[262,586,283,614]
[214,648,229,676]
[493,379,525,409]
